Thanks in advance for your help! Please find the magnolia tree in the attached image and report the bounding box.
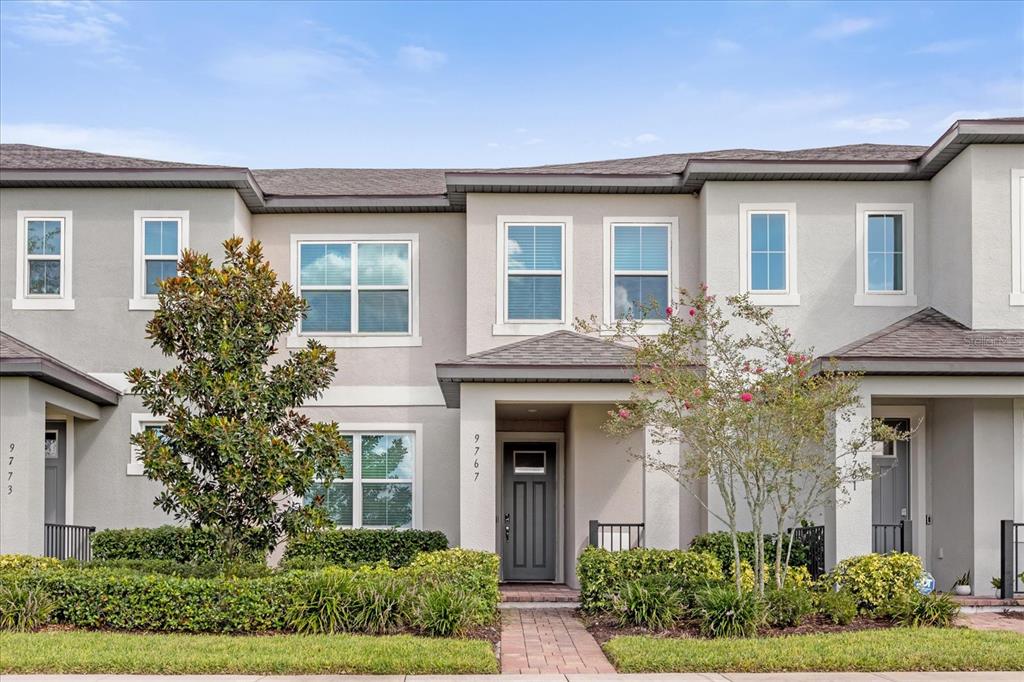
[127,237,349,561]
[579,286,906,595]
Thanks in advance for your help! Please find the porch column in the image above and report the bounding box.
[459,384,497,551]
[643,427,680,549]
[0,378,45,555]
[826,385,873,567]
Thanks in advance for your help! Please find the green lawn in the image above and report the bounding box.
[604,628,1024,673]
[0,630,498,675]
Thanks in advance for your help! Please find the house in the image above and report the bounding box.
[1,118,1022,592]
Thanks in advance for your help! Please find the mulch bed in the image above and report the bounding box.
[999,610,1024,621]
[581,611,893,645]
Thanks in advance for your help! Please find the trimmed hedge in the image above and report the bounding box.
[577,547,724,612]
[0,549,497,635]
[91,527,219,563]
[283,529,448,568]
[689,531,811,572]
[821,552,923,613]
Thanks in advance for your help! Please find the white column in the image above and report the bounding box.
[458,384,497,551]
[643,427,681,548]
[827,385,873,567]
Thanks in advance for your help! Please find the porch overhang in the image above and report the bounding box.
[436,365,632,408]
[818,358,1024,376]
[0,332,119,406]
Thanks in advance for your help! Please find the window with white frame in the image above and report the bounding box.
[1011,169,1023,306]
[296,240,412,335]
[14,210,73,310]
[128,413,167,475]
[611,223,670,319]
[738,204,799,305]
[504,223,564,321]
[305,432,415,528]
[131,210,188,310]
[855,203,916,306]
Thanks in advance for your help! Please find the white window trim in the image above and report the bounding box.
[286,233,422,348]
[494,215,574,335]
[312,423,423,529]
[1011,170,1024,306]
[854,203,917,307]
[128,412,167,476]
[602,217,679,333]
[130,210,189,311]
[14,210,74,310]
[738,203,800,306]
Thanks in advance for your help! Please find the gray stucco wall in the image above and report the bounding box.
[972,398,1017,592]
[929,150,974,326]
[928,399,974,591]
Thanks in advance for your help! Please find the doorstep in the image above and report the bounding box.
[500,582,581,605]
[953,595,1024,613]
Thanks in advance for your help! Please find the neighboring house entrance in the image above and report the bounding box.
[502,442,556,581]
[43,422,66,525]
[872,418,911,554]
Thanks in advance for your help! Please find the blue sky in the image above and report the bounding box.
[1,0,1021,169]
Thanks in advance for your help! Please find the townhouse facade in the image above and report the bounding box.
[1,118,1022,592]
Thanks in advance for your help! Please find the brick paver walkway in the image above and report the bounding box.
[959,611,1024,634]
[499,607,615,674]
[500,583,580,603]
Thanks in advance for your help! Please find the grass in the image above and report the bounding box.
[604,627,1024,673]
[0,630,498,675]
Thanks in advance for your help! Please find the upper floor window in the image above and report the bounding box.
[506,224,563,321]
[1011,169,1024,306]
[855,203,916,307]
[305,431,417,529]
[131,210,189,310]
[611,222,671,320]
[128,413,168,475]
[738,203,800,306]
[14,210,74,310]
[289,234,420,347]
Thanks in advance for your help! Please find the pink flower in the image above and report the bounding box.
[618,408,631,419]
[684,400,692,410]
[665,306,674,316]
[631,374,641,383]
[740,392,753,403]
[787,354,797,365]
[692,388,703,397]
[688,308,696,317]
[800,354,808,362]
[755,366,764,374]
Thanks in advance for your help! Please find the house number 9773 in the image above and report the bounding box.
[473,433,480,482]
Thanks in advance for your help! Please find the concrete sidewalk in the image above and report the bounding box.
[4,674,1023,681]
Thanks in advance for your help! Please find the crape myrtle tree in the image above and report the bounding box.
[578,285,907,595]
[127,237,349,561]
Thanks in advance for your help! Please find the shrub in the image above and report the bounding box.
[689,531,812,572]
[815,588,858,625]
[576,547,724,612]
[691,585,764,638]
[283,529,448,568]
[821,553,922,613]
[80,559,270,579]
[0,583,54,631]
[349,569,407,634]
[406,549,500,618]
[613,575,684,629]
[884,591,960,628]
[414,582,480,637]
[285,569,355,634]
[0,555,61,573]
[91,526,220,563]
[764,585,814,627]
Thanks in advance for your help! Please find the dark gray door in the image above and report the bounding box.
[44,421,66,525]
[872,418,910,553]
[502,442,556,582]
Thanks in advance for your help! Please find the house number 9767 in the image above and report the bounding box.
[472,433,480,481]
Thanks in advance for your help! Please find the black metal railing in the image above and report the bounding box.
[872,520,910,554]
[44,523,95,561]
[791,525,826,579]
[589,520,644,551]
[999,520,1022,599]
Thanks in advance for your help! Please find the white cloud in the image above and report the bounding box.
[0,122,229,164]
[612,133,662,148]
[397,45,447,72]
[3,0,132,65]
[834,116,911,133]
[711,38,741,53]
[931,108,1024,131]
[910,39,977,55]
[211,48,362,88]
[812,17,878,39]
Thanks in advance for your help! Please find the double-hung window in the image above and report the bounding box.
[128,413,168,475]
[855,203,916,306]
[611,223,671,320]
[131,210,188,310]
[14,210,73,310]
[305,431,416,529]
[296,239,412,336]
[739,203,800,305]
[504,223,565,321]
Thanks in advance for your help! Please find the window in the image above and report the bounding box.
[855,203,916,306]
[289,234,420,347]
[1012,169,1024,306]
[131,210,189,310]
[611,224,670,319]
[14,210,73,310]
[128,413,167,475]
[495,216,573,334]
[306,431,417,528]
[738,204,799,305]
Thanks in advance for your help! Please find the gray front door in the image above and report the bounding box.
[43,421,66,525]
[502,442,556,582]
[872,418,910,553]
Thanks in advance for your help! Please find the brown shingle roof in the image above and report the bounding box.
[0,332,120,405]
[824,308,1024,363]
[252,167,447,197]
[0,143,240,170]
[444,330,635,367]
